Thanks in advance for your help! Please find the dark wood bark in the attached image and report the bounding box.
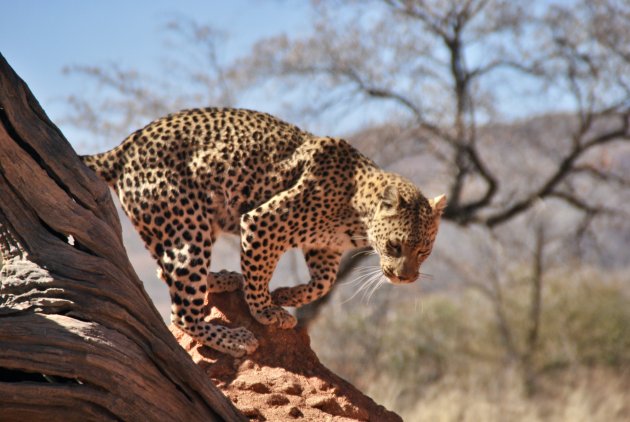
[0,53,245,421]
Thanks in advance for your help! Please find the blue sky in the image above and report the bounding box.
[1,0,312,145]
[1,0,580,147]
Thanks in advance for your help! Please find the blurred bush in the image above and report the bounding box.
[541,271,630,368]
[310,269,630,420]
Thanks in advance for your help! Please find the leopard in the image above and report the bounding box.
[81,107,446,357]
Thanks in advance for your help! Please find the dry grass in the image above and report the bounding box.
[370,367,630,422]
[310,269,630,421]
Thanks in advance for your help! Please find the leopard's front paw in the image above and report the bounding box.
[254,305,297,329]
[272,286,299,307]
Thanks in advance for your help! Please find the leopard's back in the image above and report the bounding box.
[82,108,308,185]
[82,108,311,230]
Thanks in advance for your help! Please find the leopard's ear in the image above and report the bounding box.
[429,194,447,217]
[380,185,400,211]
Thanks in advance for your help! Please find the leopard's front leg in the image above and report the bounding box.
[239,191,304,329]
[272,248,342,308]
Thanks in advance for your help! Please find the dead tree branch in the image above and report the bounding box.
[0,53,244,421]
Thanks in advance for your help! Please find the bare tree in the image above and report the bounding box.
[235,0,630,226]
[437,216,561,395]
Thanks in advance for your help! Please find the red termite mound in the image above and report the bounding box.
[171,291,402,421]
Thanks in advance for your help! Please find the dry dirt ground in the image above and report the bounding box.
[171,291,401,421]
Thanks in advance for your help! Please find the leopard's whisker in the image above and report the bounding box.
[352,268,382,283]
[354,265,382,274]
[342,274,376,303]
[343,270,379,288]
[352,250,372,259]
[364,274,387,304]
[351,248,378,259]
[350,272,382,287]
[360,272,383,303]
[341,267,382,292]
[353,265,381,273]
[348,265,381,276]
[355,271,382,300]
[351,272,381,280]
[360,279,375,303]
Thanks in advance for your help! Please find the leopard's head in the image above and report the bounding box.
[367,182,446,284]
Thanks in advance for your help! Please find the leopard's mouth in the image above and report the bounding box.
[382,268,418,285]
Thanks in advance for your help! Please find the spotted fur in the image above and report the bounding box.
[82,107,446,356]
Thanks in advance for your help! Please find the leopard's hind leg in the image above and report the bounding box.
[130,182,258,357]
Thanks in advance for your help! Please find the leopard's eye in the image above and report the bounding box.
[386,240,402,258]
[417,250,430,259]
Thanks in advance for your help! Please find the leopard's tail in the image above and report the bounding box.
[80,133,135,186]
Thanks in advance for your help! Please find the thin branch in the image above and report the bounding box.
[522,224,545,395]
[300,63,459,144]
[383,0,451,40]
[485,114,630,227]
[548,191,619,216]
[573,164,630,187]
[444,143,499,222]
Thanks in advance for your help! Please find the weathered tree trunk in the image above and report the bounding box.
[0,54,245,421]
